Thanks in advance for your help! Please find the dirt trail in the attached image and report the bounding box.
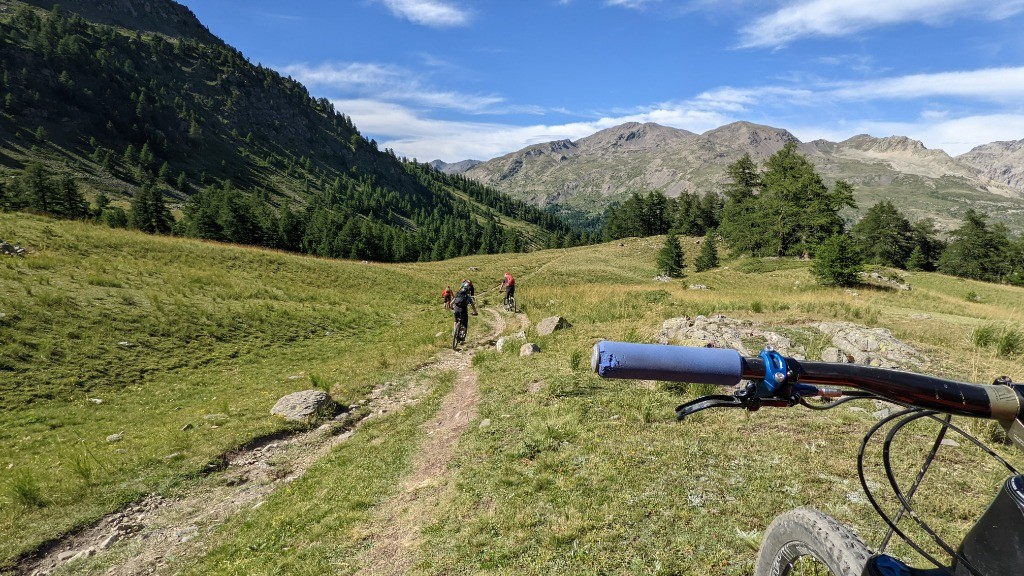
[19,309,509,576]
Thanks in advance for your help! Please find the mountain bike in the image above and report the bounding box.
[452,316,467,350]
[591,340,1024,576]
[503,292,516,313]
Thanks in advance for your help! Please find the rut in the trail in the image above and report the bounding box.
[19,308,508,576]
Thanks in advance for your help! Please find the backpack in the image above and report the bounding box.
[452,291,468,308]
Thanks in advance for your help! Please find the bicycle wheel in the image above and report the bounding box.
[452,320,461,350]
[507,295,516,312]
[753,507,871,576]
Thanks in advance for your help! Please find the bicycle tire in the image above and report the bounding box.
[753,507,871,576]
[452,320,461,350]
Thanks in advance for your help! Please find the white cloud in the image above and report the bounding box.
[380,0,470,27]
[281,62,505,113]
[828,66,1024,101]
[337,97,735,161]
[314,61,1024,161]
[739,0,1024,48]
[605,0,663,9]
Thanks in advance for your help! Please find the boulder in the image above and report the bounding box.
[520,343,541,356]
[537,316,571,336]
[271,390,334,421]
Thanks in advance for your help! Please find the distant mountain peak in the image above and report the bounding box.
[23,0,218,43]
[842,134,927,153]
[703,121,798,159]
[579,122,695,151]
[428,159,483,174]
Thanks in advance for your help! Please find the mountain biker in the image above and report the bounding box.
[498,272,515,307]
[451,286,474,343]
[441,285,454,310]
[460,279,478,315]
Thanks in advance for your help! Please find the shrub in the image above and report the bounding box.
[811,234,861,287]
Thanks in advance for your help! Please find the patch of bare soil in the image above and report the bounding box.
[18,309,507,576]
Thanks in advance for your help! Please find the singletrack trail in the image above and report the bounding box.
[19,308,510,576]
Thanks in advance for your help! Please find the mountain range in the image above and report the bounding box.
[454,121,1024,233]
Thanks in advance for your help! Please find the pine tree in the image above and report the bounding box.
[656,233,686,278]
[851,200,914,268]
[55,173,87,218]
[811,234,861,287]
[694,231,720,272]
[906,245,928,271]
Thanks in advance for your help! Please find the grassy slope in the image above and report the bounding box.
[3,215,1024,574]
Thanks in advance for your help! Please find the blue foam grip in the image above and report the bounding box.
[591,341,742,386]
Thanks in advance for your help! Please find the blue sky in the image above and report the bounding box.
[179,1,1024,162]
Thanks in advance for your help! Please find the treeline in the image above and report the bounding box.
[616,142,1024,287]
[407,162,600,248]
[1,161,560,262]
[602,189,722,240]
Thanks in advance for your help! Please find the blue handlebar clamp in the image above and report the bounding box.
[759,347,789,396]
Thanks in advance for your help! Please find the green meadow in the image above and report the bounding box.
[2,212,1023,574]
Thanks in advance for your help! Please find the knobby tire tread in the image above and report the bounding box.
[753,507,871,576]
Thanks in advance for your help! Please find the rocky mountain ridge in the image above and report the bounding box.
[21,0,216,42]
[461,121,1024,232]
[957,139,1024,190]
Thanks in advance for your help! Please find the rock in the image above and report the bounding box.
[181,423,194,431]
[820,347,846,363]
[271,390,334,421]
[520,343,540,356]
[536,316,570,336]
[814,322,927,368]
[106,432,123,443]
[940,438,960,448]
[88,398,103,404]
[70,547,96,562]
[57,550,77,562]
[873,408,895,420]
[688,284,709,290]
[117,341,132,347]
[99,532,119,550]
[479,418,492,429]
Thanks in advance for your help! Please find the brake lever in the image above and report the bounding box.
[676,381,823,420]
[676,394,757,420]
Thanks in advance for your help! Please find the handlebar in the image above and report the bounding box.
[592,341,1024,423]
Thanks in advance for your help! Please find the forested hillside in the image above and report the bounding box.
[0,1,583,261]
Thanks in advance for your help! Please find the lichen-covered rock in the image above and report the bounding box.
[813,322,927,368]
[271,390,333,421]
[657,315,799,356]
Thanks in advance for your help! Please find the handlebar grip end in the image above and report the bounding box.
[592,340,742,385]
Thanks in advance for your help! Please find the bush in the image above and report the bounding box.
[810,234,861,287]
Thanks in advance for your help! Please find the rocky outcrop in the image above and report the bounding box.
[657,315,928,369]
